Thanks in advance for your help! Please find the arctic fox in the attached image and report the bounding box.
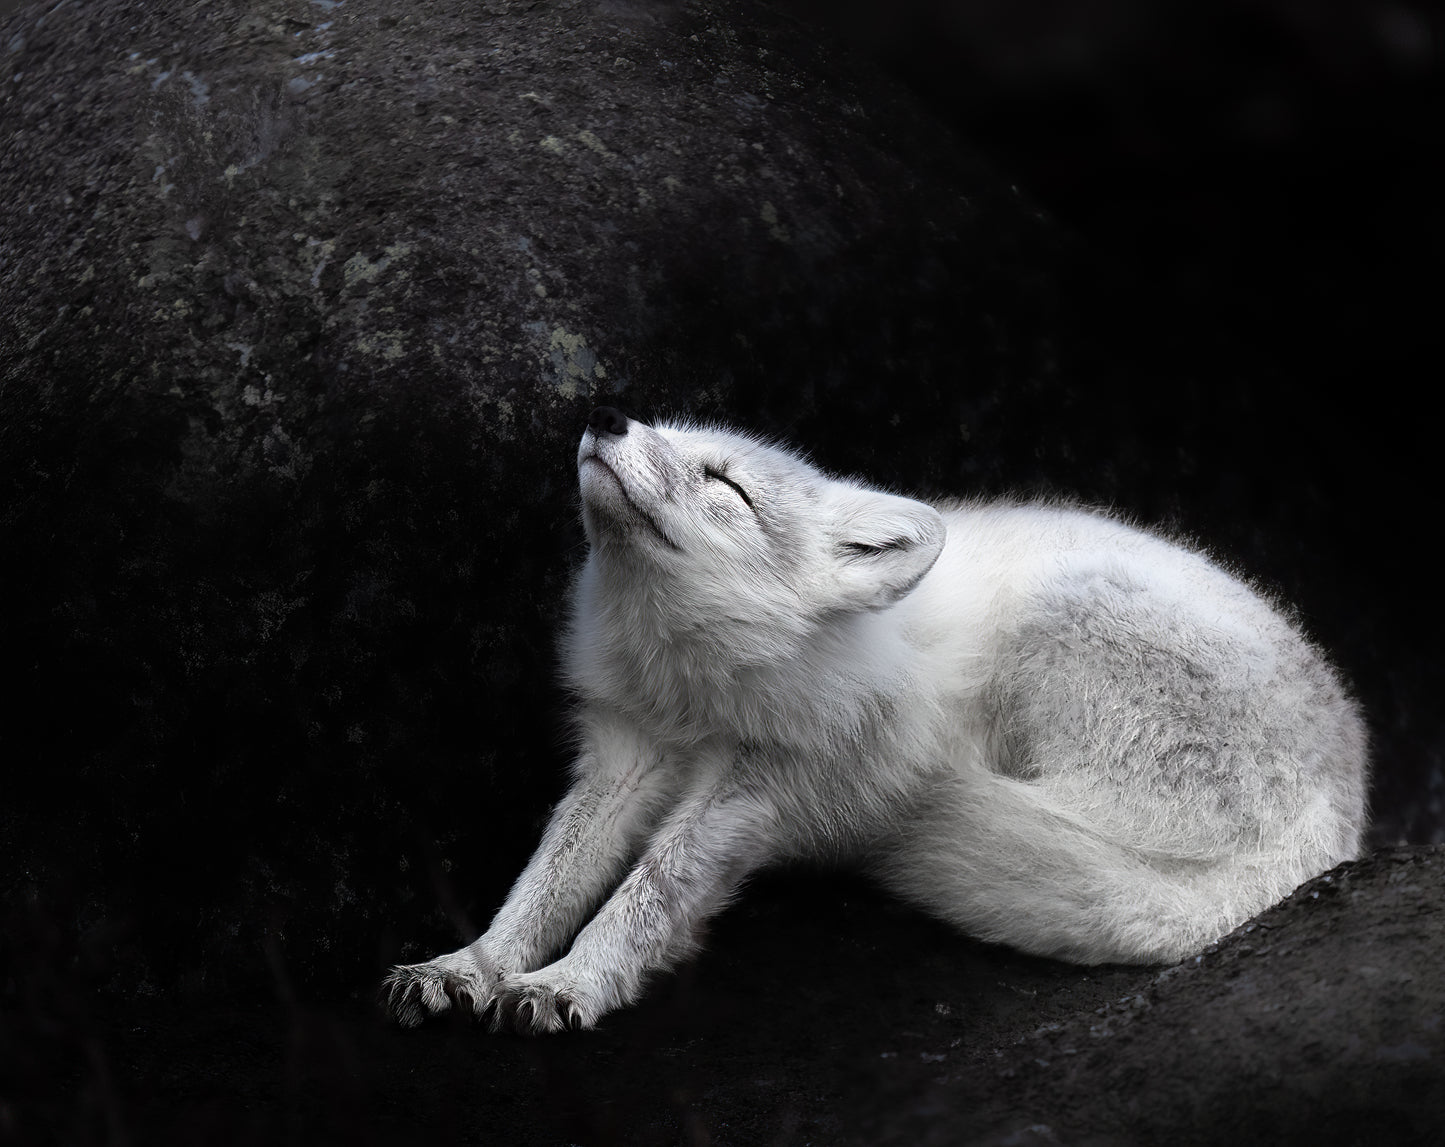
[384,407,1368,1034]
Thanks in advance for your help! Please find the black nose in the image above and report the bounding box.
[588,406,629,437]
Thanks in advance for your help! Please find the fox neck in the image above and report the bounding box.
[564,554,922,750]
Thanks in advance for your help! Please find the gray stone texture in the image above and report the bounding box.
[2,0,1440,1142]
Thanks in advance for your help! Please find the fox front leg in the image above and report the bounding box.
[492,785,773,1034]
[383,722,667,1027]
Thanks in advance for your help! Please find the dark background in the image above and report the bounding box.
[791,0,1443,846]
[1,0,1440,1142]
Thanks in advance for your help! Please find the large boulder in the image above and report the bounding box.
[2,3,1440,1142]
[2,0,1081,994]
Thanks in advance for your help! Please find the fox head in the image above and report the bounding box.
[571,408,945,671]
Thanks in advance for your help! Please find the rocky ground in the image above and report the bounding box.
[8,848,1441,1145]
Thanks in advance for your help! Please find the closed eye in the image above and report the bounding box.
[842,539,910,556]
[703,465,754,509]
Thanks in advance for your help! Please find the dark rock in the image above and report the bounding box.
[4,850,1440,1144]
[1,0,1440,1143]
[943,846,1445,1146]
[1,0,1071,998]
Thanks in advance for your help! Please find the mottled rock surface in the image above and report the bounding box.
[2,0,1440,1143]
[2,0,1076,999]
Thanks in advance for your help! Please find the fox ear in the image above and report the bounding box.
[824,486,946,611]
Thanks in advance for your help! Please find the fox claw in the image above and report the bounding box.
[492,975,595,1035]
[380,951,499,1027]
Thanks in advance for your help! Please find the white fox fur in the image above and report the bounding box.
[384,408,1368,1034]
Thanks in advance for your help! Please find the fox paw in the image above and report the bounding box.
[491,971,599,1035]
[381,949,500,1028]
